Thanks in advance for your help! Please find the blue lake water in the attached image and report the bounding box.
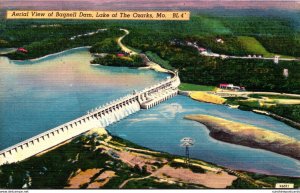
[0,47,299,177]
[0,47,169,149]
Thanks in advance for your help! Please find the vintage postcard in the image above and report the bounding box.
[0,0,299,191]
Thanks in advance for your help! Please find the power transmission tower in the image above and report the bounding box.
[180,137,194,167]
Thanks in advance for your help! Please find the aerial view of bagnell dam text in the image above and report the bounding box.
[0,0,299,190]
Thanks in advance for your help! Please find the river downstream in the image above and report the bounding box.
[0,47,299,177]
[108,95,300,177]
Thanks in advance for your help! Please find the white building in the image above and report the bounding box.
[274,55,280,64]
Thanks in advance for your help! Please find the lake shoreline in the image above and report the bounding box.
[10,46,91,62]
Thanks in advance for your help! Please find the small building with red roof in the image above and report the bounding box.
[117,53,125,57]
[198,47,206,52]
[219,83,245,91]
[17,47,28,53]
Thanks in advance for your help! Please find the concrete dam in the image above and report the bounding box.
[0,73,180,165]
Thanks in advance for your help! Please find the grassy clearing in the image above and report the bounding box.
[237,36,295,59]
[188,15,231,35]
[179,83,216,91]
[145,51,174,70]
[237,36,273,57]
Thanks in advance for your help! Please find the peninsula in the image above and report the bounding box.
[185,114,300,161]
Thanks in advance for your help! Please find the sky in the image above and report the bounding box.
[1,0,300,10]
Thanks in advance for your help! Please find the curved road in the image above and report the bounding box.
[118,29,138,55]
[118,29,171,74]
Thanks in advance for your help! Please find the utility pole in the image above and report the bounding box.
[180,137,194,167]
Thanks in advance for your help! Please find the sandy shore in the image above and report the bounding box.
[139,63,170,73]
[190,91,226,104]
[185,114,300,161]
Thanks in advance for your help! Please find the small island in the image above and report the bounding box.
[185,114,300,161]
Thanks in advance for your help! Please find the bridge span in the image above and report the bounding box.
[0,72,180,166]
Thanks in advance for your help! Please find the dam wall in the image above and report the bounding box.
[0,118,102,165]
[0,74,180,165]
